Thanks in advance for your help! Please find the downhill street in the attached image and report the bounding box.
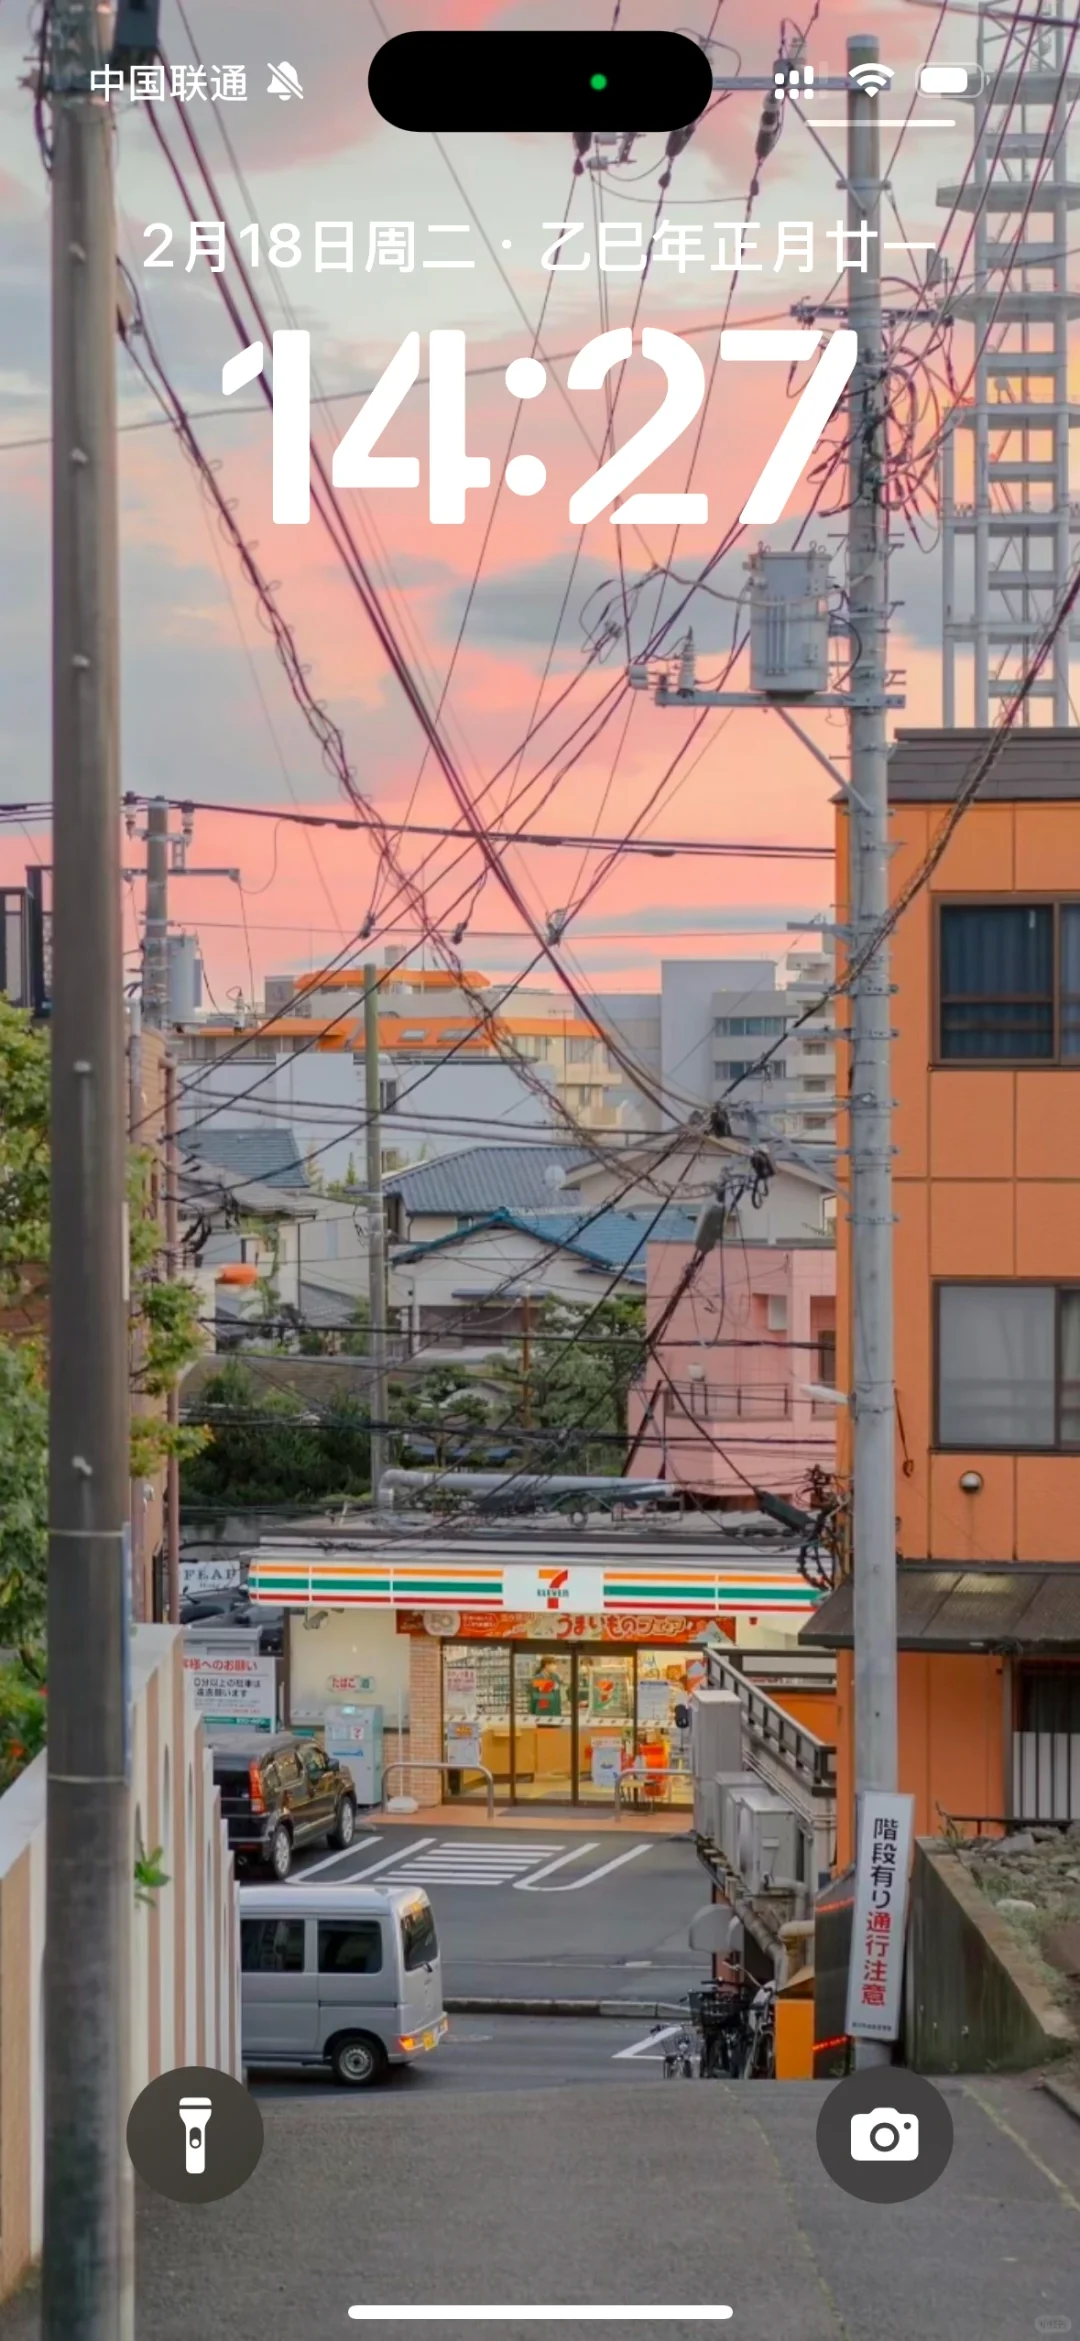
[3,2069,1078,2341]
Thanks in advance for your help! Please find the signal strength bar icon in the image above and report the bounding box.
[774,63,814,98]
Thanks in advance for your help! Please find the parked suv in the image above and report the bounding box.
[210,1732,357,1879]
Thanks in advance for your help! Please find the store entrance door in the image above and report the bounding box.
[511,1648,573,1801]
[508,1648,636,1803]
[576,1651,635,1802]
[444,1639,694,1807]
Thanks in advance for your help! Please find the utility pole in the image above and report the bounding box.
[43,3,133,2335]
[142,794,169,1029]
[127,989,144,1619]
[521,1291,533,1431]
[165,1052,181,1623]
[846,31,898,2070]
[364,965,390,1508]
[620,40,901,2064]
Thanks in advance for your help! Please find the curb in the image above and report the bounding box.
[1041,2076,1080,2126]
[445,1997,678,2021]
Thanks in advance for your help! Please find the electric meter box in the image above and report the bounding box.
[747,548,831,698]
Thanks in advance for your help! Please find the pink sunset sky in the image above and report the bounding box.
[0,0,989,1007]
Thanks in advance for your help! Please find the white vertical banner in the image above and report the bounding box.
[845,1790,915,2042]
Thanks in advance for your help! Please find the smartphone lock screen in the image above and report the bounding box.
[1,4,1079,2341]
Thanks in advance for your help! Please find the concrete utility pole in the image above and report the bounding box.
[142,794,169,1028]
[619,38,901,2062]
[165,1052,182,1623]
[127,990,144,1619]
[43,2,134,2334]
[364,965,390,1507]
[846,32,898,2070]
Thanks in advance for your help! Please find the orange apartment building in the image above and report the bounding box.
[809,729,1080,1859]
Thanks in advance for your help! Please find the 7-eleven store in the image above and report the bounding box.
[247,1543,823,1808]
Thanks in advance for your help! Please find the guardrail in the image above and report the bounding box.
[381,1759,496,1822]
[613,1766,689,1819]
[705,1646,836,1794]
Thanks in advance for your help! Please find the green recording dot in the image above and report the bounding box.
[590,72,608,91]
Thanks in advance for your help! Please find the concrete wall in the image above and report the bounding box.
[0,1627,240,2299]
[906,1838,1076,2073]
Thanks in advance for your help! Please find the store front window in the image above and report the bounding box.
[442,1641,693,1806]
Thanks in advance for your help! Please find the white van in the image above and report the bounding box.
[238,1884,447,2087]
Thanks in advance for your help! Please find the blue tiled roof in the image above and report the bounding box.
[395,1205,698,1282]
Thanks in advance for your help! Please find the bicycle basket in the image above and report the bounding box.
[688,1986,740,2032]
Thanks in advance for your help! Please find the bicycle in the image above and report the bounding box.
[660,2020,695,2079]
[739,1980,777,2080]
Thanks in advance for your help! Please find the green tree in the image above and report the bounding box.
[0,996,50,1303]
[494,1294,646,1470]
[180,1360,371,1510]
[0,1002,204,1682]
[0,1338,48,1653]
[390,1364,493,1463]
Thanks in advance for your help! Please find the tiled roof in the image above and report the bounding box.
[178,1124,311,1190]
[395,1204,699,1282]
[385,1144,591,1217]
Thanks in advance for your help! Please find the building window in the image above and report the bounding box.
[567,1037,596,1064]
[803,1077,829,1093]
[714,1058,786,1085]
[938,902,1068,1061]
[713,1015,786,1037]
[936,1282,1080,1448]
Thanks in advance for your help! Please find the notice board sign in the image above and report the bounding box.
[845,1791,914,2043]
[183,1649,277,1729]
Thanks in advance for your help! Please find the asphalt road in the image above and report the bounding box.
[252,2013,692,2096]
[287,1823,705,2004]
[4,2071,1078,2341]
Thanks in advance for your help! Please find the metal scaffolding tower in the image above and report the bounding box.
[940,5,1080,726]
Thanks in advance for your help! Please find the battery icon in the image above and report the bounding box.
[919,63,983,95]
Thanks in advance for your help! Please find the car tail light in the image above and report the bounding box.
[248,1762,265,1813]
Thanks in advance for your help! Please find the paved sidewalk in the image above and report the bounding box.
[3,2073,1077,2341]
[374,1804,690,1832]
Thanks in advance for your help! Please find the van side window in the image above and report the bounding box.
[401,1905,438,1971]
[241,1919,306,1973]
[317,1921,383,1975]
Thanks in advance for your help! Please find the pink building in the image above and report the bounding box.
[629,1240,837,1502]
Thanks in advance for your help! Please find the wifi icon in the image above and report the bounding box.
[848,60,894,96]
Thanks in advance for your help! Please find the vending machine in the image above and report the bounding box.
[323,1702,384,1805]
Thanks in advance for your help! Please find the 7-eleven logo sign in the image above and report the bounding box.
[503,1562,601,1615]
[539,1568,570,1610]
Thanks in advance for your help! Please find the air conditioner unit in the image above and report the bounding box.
[732,1786,801,1895]
[690,1689,742,1779]
[716,1772,762,1866]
